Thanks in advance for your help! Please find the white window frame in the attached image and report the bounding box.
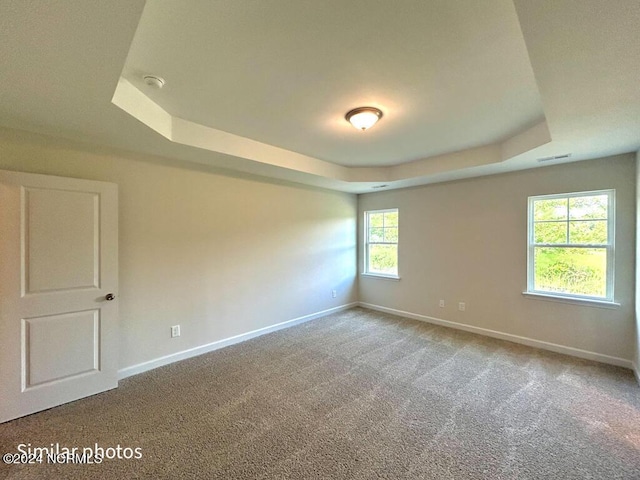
[363,208,399,279]
[526,189,615,303]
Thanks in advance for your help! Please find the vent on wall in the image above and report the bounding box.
[537,153,572,163]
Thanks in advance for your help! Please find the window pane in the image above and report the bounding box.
[569,220,607,244]
[534,222,567,244]
[534,247,606,297]
[384,211,398,227]
[368,213,383,228]
[369,227,384,242]
[384,227,398,243]
[368,244,398,275]
[534,198,567,221]
[569,195,608,220]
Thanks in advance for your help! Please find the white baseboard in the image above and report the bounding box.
[118,302,358,380]
[359,302,634,370]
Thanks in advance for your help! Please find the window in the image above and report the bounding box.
[527,190,614,301]
[364,209,399,277]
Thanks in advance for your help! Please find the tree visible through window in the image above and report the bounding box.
[527,190,614,301]
[364,209,398,276]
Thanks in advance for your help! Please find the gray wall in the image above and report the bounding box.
[636,150,640,374]
[0,128,358,370]
[359,154,636,361]
[1,125,636,372]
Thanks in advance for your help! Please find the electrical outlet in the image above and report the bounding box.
[331,290,337,298]
[171,325,181,338]
[458,302,466,311]
[439,299,445,308]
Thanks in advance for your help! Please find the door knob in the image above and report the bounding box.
[105,293,115,301]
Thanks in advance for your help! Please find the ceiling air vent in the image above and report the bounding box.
[372,184,389,189]
[537,153,572,163]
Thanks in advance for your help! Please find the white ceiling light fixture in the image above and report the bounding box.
[345,107,383,131]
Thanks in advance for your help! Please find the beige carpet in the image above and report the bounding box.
[1,307,639,479]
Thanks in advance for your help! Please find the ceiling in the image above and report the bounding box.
[122,0,543,168]
[0,0,638,193]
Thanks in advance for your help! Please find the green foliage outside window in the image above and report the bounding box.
[534,247,606,297]
[366,210,398,275]
[531,193,610,298]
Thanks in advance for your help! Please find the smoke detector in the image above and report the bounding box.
[143,75,165,89]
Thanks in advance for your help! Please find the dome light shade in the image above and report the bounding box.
[345,107,383,131]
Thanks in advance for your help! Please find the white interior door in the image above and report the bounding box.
[0,170,118,423]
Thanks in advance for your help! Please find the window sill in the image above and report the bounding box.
[361,273,400,281]
[522,291,620,309]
